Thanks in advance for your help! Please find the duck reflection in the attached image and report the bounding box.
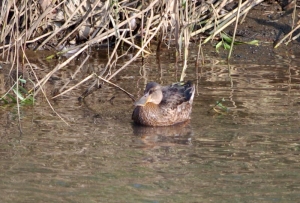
[131,122,193,149]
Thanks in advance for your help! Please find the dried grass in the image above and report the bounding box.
[0,0,267,126]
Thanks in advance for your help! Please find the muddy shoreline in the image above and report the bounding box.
[207,1,299,62]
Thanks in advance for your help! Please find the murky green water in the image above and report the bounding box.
[1,45,300,202]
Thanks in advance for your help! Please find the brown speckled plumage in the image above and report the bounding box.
[132,81,195,126]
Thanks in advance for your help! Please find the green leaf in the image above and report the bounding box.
[215,32,260,53]
[21,95,35,105]
[216,98,229,112]
[245,40,259,46]
[19,78,26,84]
[18,85,29,94]
[215,41,223,53]
[46,54,56,60]
[221,32,260,46]
[223,42,231,50]
[6,93,17,103]
[233,41,244,45]
[13,88,25,101]
[0,97,9,104]
[221,33,233,44]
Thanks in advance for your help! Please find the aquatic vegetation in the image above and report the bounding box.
[215,32,259,53]
[208,98,230,115]
[0,77,34,106]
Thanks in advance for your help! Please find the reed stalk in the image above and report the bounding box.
[227,0,242,60]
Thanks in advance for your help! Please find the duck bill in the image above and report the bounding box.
[134,93,151,106]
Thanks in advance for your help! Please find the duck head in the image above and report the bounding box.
[134,82,163,106]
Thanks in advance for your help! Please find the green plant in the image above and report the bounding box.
[216,32,259,53]
[0,77,35,105]
[208,98,229,114]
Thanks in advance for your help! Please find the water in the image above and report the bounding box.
[1,45,300,202]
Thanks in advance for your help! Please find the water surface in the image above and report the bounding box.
[0,45,300,202]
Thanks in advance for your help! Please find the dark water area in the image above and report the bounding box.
[1,44,300,202]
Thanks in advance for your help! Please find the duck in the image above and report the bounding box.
[132,81,195,126]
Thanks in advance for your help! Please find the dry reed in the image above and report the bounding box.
[0,0,270,126]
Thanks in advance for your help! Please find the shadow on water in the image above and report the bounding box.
[1,43,300,202]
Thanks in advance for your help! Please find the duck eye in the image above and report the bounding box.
[148,89,154,94]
